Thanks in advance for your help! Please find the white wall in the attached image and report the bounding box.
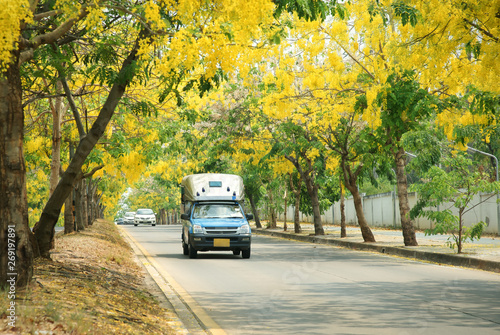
[277,191,500,234]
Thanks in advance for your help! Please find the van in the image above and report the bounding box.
[180,173,253,259]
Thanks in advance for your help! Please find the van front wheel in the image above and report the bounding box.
[242,247,251,259]
[188,243,198,259]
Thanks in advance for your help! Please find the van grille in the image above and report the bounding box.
[204,227,238,234]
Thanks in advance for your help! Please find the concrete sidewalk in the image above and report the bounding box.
[253,224,500,273]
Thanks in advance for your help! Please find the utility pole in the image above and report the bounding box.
[467,146,500,236]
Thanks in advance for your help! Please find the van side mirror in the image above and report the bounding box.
[246,213,254,221]
[181,213,190,220]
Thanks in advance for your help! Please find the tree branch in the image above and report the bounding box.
[463,192,498,216]
[19,5,91,64]
[463,18,499,43]
[82,165,104,179]
[60,74,86,139]
[320,26,375,80]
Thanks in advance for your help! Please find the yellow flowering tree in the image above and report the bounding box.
[1,0,333,286]
[235,0,499,245]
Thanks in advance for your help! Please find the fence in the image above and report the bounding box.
[277,191,500,234]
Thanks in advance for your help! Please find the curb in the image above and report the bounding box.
[118,226,206,335]
[253,228,500,274]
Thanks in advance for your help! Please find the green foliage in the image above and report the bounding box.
[199,154,233,173]
[391,2,419,27]
[265,118,341,220]
[263,174,287,216]
[403,127,446,175]
[466,87,499,116]
[354,92,368,111]
[359,175,395,196]
[298,174,339,216]
[130,100,158,118]
[195,70,227,98]
[81,35,131,86]
[410,154,500,253]
[452,90,500,178]
[160,69,227,106]
[242,165,265,203]
[273,0,344,21]
[368,1,419,27]
[323,111,385,190]
[367,2,384,24]
[158,68,187,105]
[376,70,439,142]
[465,41,482,59]
[82,42,119,68]
[423,207,487,250]
[126,176,180,213]
[449,87,499,149]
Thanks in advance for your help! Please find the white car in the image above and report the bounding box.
[124,212,135,225]
[134,208,156,226]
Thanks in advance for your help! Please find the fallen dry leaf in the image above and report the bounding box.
[1,219,178,334]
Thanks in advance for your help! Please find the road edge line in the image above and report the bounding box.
[119,226,227,335]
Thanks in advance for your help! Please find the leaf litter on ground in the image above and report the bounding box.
[1,219,180,334]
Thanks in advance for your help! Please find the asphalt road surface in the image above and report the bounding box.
[122,225,500,335]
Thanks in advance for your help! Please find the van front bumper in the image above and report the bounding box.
[189,234,251,251]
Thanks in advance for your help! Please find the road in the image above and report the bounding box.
[122,225,500,335]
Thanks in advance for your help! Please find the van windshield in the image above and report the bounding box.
[193,204,244,219]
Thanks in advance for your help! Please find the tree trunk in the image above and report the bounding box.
[94,188,102,221]
[81,180,88,228]
[64,194,74,234]
[160,208,166,225]
[268,187,277,229]
[289,173,302,233]
[248,193,262,228]
[340,177,346,238]
[351,189,375,242]
[283,194,287,232]
[311,186,324,235]
[89,179,97,224]
[394,147,418,246]
[458,208,464,254]
[303,174,324,235]
[293,203,302,234]
[86,179,92,226]
[48,82,65,245]
[342,161,375,242]
[34,29,150,258]
[267,188,277,228]
[284,154,323,234]
[74,178,84,231]
[49,81,64,195]
[96,192,103,219]
[0,54,34,287]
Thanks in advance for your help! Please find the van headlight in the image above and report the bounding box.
[193,224,203,234]
[239,224,250,234]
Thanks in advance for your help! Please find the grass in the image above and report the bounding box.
[0,219,178,334]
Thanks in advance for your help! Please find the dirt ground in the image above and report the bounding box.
[0,219,179,334]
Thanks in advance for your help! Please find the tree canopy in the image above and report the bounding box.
[1,0,499,287]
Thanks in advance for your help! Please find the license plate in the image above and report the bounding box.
[214,239,230,247]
